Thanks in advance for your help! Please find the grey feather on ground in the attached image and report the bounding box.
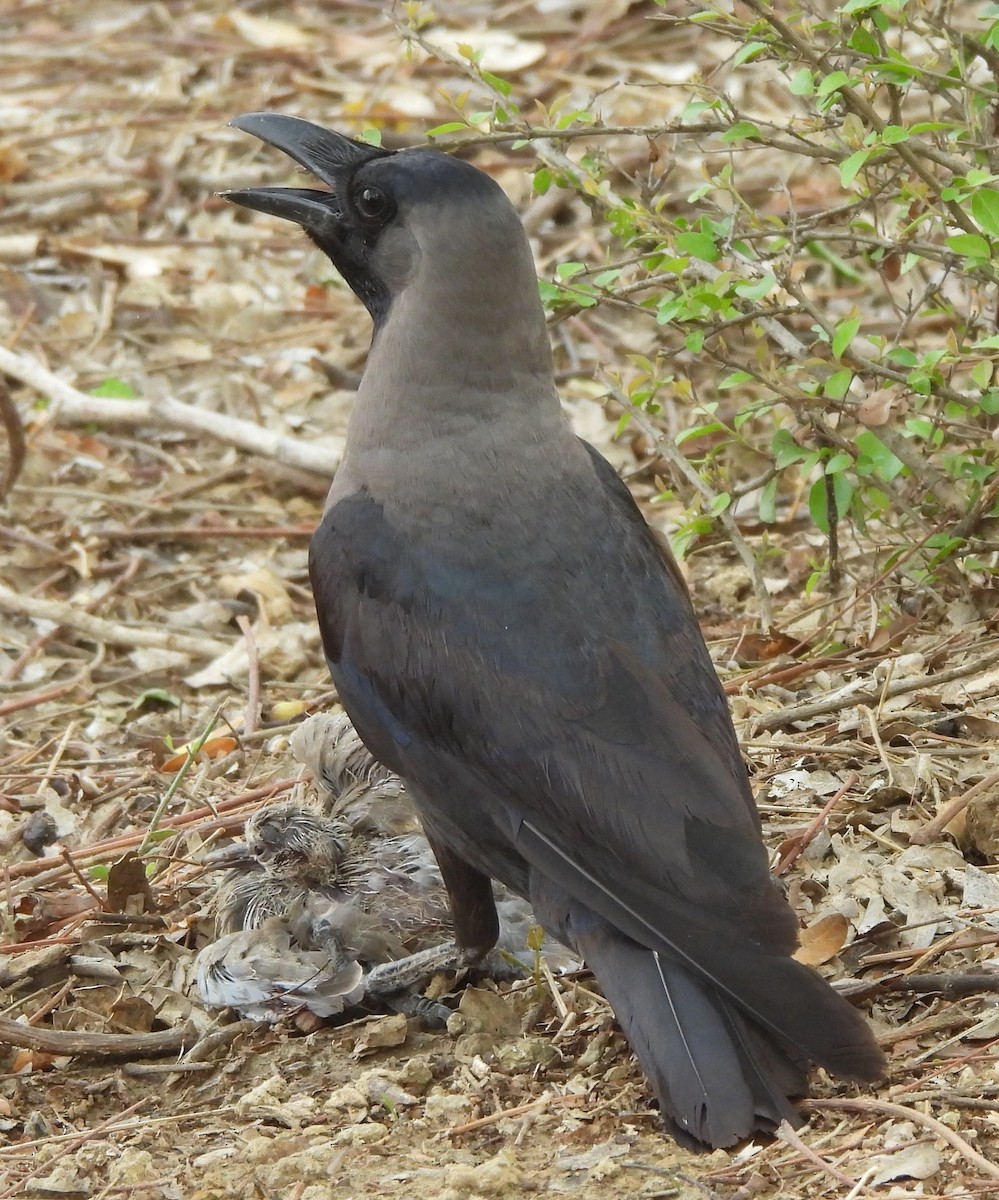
[196,712,570,1023]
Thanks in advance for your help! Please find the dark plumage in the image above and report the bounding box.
[226,113,885,1147]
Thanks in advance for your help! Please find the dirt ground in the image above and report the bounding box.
[3,2,999,1197]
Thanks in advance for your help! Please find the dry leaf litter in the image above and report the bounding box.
[1,2,998,1198]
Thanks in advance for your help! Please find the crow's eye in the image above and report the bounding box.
[354,185,393,224]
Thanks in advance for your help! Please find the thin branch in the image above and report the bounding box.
[0,344,340,479]
[803,1097,999,1181]
[0,1015,195,1059]
[0,379,25,501]
[776,1120,859,1189]
[751,642,999,733]
[0,582,230,658]
[911,767,999,846]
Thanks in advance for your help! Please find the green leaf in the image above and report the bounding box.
[758,477,778,524]
[881,124,909,145]
[719,370,753,390]
[676,421,724,446]
[971,360,993,390]
[808,475,853,534]
[358,128,383,147]
[556,261,587,280]
[789,68,814,96]
[480,71,512,97]
[732,41,768,67]
[90,377,138,399]
[817,71,852,97]
[824,369,853,400]
[773,429,805,469]
[734,273,776,300]
[905,416,935,439]
[855,430,904,481]
[947,232,991,259]
[972,188,999,237]
[537,280,560,306]
[676,232,721,262]
[909,121,953,134]
[685,330,705,354]
[840,148,873,187]
[825,452,853,474]
[848,26,880,55]
[533,167,552,195]
[832,315,861,360]
[425,121,468,136]
[723,121,761,143]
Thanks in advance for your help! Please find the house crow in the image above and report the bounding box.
[225,113,885,1148]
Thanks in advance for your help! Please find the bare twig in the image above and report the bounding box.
[775,773,857,875]
[803,1097,999,1181]
[3,778,296,884]
[911,767,999,846]
[0,1014,195,1059]
[236,614,260,737]
[0,344,340,478]
[752,643,999,733]
[449,1092,587,1135]
[0,581,230,658]
[776,1120,859,1188]
[844,972,999,1001]
[0,379,25,502]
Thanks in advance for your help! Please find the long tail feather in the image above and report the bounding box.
[573,921,805,1147]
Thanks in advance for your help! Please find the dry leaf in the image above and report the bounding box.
[432,29,546,71]
[793,913,848,965]
[352,1013,409,1058]
[12,1049,65,1072]
[856,387,898,426]
[106,852,155,914]
[870,1142,940,1185]
[224,11,313,50]
[159,735,238,773]
[453,986,523,1038]
[732,628,802,665]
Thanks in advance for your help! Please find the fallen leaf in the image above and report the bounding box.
[106,852,155,914]
[224,11,313,50]
[793,913,848,965]
[431,29,546,72]
[732,628,802,664]
[870,1142,940,1185]
[159,736,238,772]
[351,1013,409,1058]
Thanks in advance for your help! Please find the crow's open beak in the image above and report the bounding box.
[222,112,388,228]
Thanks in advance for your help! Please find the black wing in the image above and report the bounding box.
[309,444,880,1078]
[311,444,794,940]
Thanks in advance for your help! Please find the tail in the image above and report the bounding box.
[533,882,884,1149]
[576,923,806,1147]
